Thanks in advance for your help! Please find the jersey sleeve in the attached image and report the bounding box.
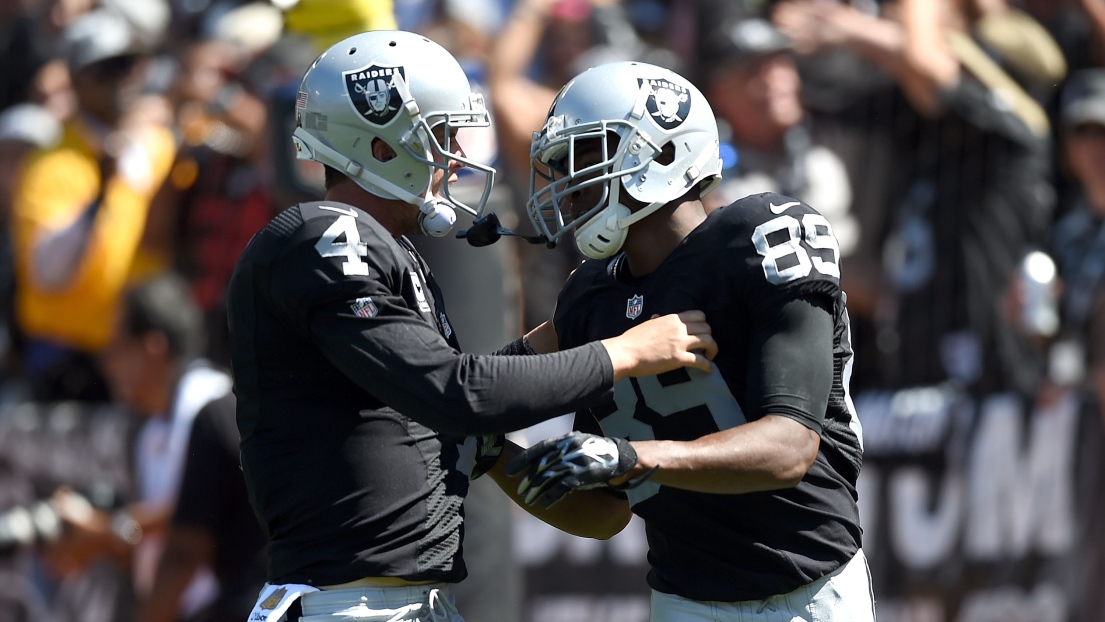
[744,295,834,432]
[724,192,842,315]
[721,193,842,430]
[267,204,615,436]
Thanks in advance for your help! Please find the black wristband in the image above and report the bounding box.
[609,437,658,491]
[493,336,537,356]
[612,437,638,475]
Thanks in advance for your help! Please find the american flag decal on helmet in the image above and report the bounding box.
[296,91,308,109]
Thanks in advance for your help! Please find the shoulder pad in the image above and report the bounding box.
[715,193,843,298]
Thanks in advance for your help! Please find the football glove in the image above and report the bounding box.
[467,434,505,481]
[505,432,651,508]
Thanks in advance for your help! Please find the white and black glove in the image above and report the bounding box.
[505,432,655,508]
[463,434,505,481]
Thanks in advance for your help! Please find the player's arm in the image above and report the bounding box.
[277,214,713,436]
[304,291,713,435]
[507,295,831,504]
[773,0,958,116]
[487,0,561,171]
[135,525,214,622]
[488,439,633,539]
[614,418,819,494]
[518,320,558,354]
[136,397,228,622]
[613,295,829,493]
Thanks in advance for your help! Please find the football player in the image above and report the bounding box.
[227,33,716,622]
[491,62,875,621]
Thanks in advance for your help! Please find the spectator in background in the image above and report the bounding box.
[774,0,1054,396]
[282,0,398,51]
[1050,69,1105,421]
[46,274,237,621]
[146,4,283,368]
[489,0,588,333]
[1022,0,1105,71]
[134,388,267,622]
[137,399,267,619]
[1014,0,1104,219]
[9,9,176,402]
[0,104,62,389]
[0,0,93,112]
[699,17,858,259]
[966,0,1067,97]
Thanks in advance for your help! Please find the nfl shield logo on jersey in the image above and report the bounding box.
[626,294,644,320]
[351,297,379,318]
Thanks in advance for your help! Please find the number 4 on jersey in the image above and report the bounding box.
[315,214,370,276]
[752,213,840,285]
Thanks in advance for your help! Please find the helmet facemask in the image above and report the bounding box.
[396,88,495,223]
[528,119,662,258]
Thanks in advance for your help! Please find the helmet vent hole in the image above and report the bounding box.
[348,47,357,55]
[389,41,397,47]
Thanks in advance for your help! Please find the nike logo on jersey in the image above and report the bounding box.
[319,205,358,217]
[768,201,801,214]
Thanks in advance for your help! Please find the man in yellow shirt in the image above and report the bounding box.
[11,9,175,401]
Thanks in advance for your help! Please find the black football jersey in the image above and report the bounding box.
[228,201,614,586]
[555,193,864,602]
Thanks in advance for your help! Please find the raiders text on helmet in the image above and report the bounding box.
[292,31,495,237]
[527,62,722,258]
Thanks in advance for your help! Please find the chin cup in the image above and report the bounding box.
[575,203,631,259]
[419,200,457,237]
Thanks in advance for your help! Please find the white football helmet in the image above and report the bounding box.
[528,62,722,259]
[291,31,495,236]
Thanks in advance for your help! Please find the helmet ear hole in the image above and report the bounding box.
[655,141,676,166]
[371,138,397,163]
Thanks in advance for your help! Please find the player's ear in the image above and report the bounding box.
[371,138,397,163]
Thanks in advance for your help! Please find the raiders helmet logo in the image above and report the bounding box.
[344,64,406,125]
[639,78,691,130]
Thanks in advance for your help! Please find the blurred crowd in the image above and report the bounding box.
[0,0,1104,620]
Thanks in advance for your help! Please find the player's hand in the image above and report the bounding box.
[505,432,641,509]
[773,1,858,54]
[601,310,716,381]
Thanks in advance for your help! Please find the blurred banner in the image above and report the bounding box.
[516,386,1105,622]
